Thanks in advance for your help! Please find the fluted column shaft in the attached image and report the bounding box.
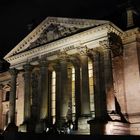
[9,68,18,124]
[60,60,69,121]
[80,55,90,115]
[23,64,32,122]
[103,48,115,113]
[92,51,107,118]
[39,60,49,121]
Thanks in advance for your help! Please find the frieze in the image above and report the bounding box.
[62,45,75,52]
[46,50,61,57]
[122,28,140,44]
[124,27,140,38]
[30,57,39,63]
[76,45,88,55]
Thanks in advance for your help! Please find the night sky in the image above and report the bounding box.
[0,0,140,58]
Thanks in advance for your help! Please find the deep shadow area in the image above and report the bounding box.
[2,132,140,140]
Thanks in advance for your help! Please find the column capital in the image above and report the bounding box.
[9,68,18,76]
[23,63,32,72]
[53,64,61,72]
[87,49,100,57]
[76,45,88,55]
[39,59,49,67]
[99,33,123,57]
[68,56,80,68]
[57,51,69,61]
[59,57,67,64]
[99,40,110,51]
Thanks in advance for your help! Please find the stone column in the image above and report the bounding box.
[80,54,90,116]
[9,68,18,124]
[39,59,49,121]
[59,59,69,123]
[23,63,32,123]
[92,51,107,119]
[36,59,49,132]
[74,53,91,135]
[103,47,116,113]
[87,51,108,135]
[73,61,81,130]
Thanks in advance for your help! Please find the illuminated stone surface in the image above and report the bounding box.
[0,17,140,135]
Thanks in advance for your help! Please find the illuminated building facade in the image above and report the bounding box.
[0,17,140,135]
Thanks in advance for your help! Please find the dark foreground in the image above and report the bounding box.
[1,133,140,140]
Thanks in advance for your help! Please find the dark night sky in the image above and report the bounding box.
[0,0,140,58]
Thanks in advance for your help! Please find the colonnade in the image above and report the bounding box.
[8,46,117,133]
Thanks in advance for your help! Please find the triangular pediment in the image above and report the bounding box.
[4,17,109,59]
[27,23,84,50]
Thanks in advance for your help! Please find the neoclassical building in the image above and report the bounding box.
[0,16,140,135]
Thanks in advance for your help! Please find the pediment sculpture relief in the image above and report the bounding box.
[28,23,80,50]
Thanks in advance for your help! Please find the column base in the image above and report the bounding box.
[19,120,35,132]
[76,116,91,135]
[56,118,67,132]
[88,117,130,135]
[35,119,48,133]
[2,123,18,140]
[3,123,18,134]
[88,117,108,135]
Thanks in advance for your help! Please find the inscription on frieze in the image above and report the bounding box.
[62,45,75,52]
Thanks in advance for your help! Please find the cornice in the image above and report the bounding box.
[106,22,124,37]
[46,17,109,27]
[0,71,11,83]
[124,27,140,37]
[123,28,140,44]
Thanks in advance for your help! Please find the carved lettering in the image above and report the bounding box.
[62,45,75,51]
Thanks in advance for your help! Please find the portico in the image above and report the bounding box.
[2,17,129,135]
